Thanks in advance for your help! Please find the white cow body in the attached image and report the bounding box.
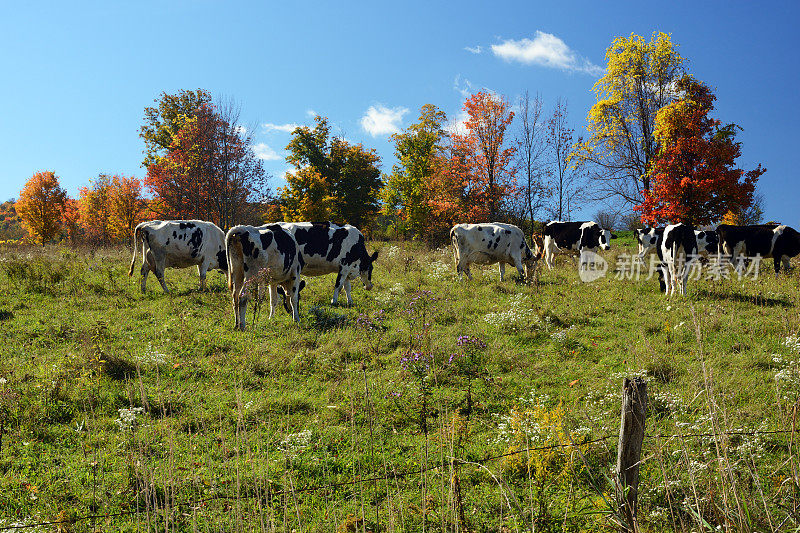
[450,223,540,281]
[660,223,698,296]
[128,220,227,293]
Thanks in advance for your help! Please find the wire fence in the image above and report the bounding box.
[0,427,795,531]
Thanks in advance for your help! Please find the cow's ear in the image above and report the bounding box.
[370,251,379,263]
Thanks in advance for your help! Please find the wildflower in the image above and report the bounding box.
[116,407,144,430]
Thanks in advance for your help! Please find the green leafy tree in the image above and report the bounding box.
[281,116,382,229]
[382,104,448,239]
[573,32,685,207]
[139,89,212,168]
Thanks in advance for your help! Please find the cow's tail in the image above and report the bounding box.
[128,226,143,277]
[450,228,460,269]
[226,230,245,292]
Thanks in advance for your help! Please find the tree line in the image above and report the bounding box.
[8,32,766,246]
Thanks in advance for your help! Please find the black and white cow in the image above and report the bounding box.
[449,223,541,281]
[541,221,615,270]
[694,228,719,257]
[635,227,665,259]
[717,223,800,274]
[660,223,698,296]
[128,220,227,293]
[226,224,305,329]
[277,222,378,306]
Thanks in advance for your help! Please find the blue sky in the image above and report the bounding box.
[2,1,797,224]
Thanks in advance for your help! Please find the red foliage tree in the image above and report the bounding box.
[16,171,68,244]
[635,77,765,226]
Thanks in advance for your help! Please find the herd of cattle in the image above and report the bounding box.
[127,219,800,329]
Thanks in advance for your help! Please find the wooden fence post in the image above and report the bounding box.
[616,377,648,532]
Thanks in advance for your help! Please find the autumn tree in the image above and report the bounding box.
[109,175,146,241]
[722,192,764,225]
[0,200,25,241]
[281,116,383,228]
[635,77,765,226]
[514,91,547,235]
[454,91,517,220]
[573,32,686,207]
[62,198,81,245]
[144,100,270,227]
[16,171,68,244]
[140,89,212,168]
[79,174,114,244]
[381,104,448,239]
[546,99,586,221]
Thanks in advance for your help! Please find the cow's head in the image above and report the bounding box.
[523,233,545,279]
[359,250,379,290]
[599,228,614,250]
[635,227,660,259]
[582,224,611,251]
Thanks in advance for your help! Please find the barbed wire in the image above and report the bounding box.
[0,427,795,531]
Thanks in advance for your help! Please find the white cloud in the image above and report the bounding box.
[444,109,470,135]
[306,109,318,118]
[262,122,299,133]
[464,45,482,54]
[253,143,282,161]
[360,104,409,137]
[491,31,603,75]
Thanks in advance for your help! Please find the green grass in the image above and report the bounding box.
[0,239,798,532]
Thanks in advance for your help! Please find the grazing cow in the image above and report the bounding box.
[660,223,698,296]
[128,220,227,293]
[276,222,378,305]
[450,223,541,281]
[226,224,305,329]
[717,223,800,274]
[694,228,719,257]
[635,227,664,259]
[542,221,615,270]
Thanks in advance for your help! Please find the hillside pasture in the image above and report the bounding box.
[0,235,798,531]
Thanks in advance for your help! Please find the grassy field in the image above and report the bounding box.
[0,233,799,532]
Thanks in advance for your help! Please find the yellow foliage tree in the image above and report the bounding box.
[279,167,336,222]
[573,32,685,208]
[16,171,68,245]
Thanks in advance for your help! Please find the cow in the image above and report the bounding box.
[660,223,699,296]
[128,220,227,293]
[635,227,664,259]
[541,221,615,270]
[226,224,305,330]
[717,223,800,274]
[695,228,719,258]
[449,223,541,281]
[276,222,378,306]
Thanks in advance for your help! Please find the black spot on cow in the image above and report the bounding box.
[344,234,367,268]
[505,229,511,234]
[294,222,331,257]
[188,228,203,258]
[179,222,196,230]
[579,225,601,249]
[165,239,170,246]
[172,231,177,238]
[239,232,256,258]
[265,224,296,273]
[326,228,350,262]
[260,232,274,250]
[477,226,483,231]
[216,250,228,271]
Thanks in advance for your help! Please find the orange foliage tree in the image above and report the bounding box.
[109,175,146,242]
[426,92,517,237]
[144,102,269,228]
[79,175,114,244]
[16,171,68,244]
[635,77,765,226]
[62,198,81,245]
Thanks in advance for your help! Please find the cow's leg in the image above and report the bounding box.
[499,263,505,282]
[782,255,791,273]
[283,277,301,321]
[512,256,526,281]
[232,283,249,331]
[268,284,280,319]
[332,270,345,305]
[151,250,169,294]
[343,278,353,306]
[140,261,151,293]
[197,262,209,291]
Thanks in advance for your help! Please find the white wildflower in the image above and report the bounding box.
[116,407,144,430]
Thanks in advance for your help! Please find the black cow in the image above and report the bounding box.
[717,223,800,274]
[226,224,304,329]
[542,221,615,270]
[128,220,227,293]
[278,222,378,305]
